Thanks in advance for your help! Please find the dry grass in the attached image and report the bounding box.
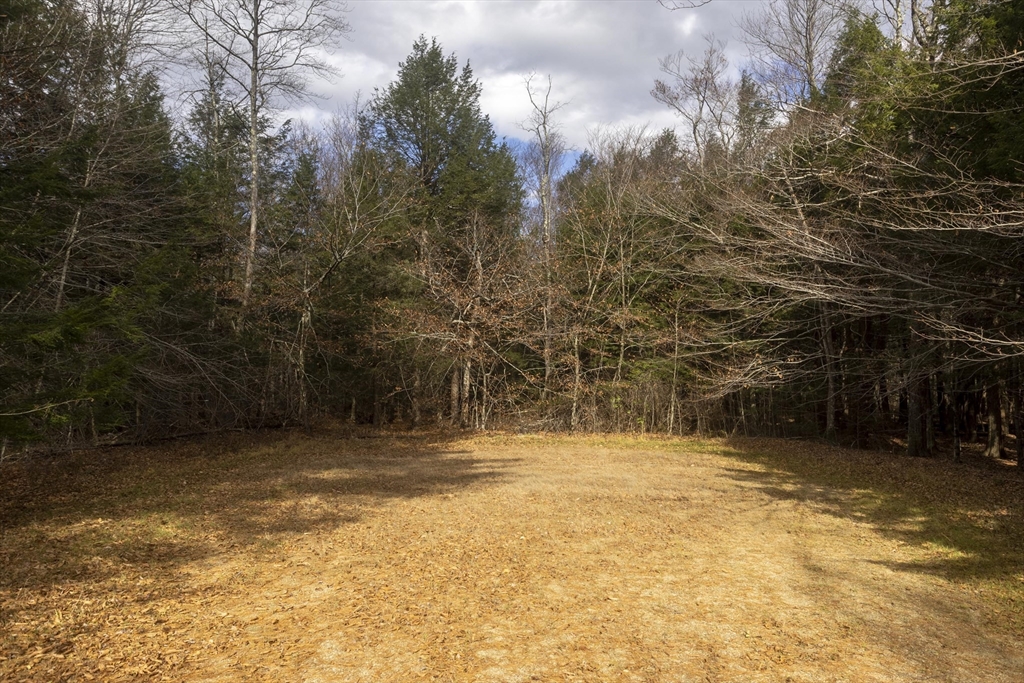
[1,428,1021,682]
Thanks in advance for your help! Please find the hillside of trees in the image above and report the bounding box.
[2,0,1023,463]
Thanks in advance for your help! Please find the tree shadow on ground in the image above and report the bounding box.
[0,428,515,595]
[717,437,1024,592]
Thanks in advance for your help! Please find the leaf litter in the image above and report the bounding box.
[1,429,1021,682]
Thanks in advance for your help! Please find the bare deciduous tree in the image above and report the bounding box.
[653,36,738,164]
[520,74,567,398]
[741,0,852,105]
[173,0,350,306]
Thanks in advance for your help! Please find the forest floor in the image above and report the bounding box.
[1,429,1022,683]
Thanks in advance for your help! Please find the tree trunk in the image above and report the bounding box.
[966,382,980,442]
[822,312,837,442]
[541,200,553,401]
[936,372,948,436]
[461,357,471,429]
[953,390,962,462]
[542,299,552,400]
[411,370,421,428]
[571,333,581,430]
[907,375,930,457]
[480,365,489,430]
[297,303,311,429]
[372,375,383,426]
[899,384,909,427]
[669,308,680,435]
[985,383,1006,459]
[925,373,935,454]
[738,389,748,436]
[1011,387,1019,473]
[875,375,887,423]
[450,365,460,425]
[530,75,558,401]
[1014,386,1024,469]
[242,25,261,307]
[54,208,83,313]
[616,236,628,384]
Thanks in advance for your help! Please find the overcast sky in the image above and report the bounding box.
[288,0,763,151]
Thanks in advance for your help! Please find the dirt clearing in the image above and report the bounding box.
[2,431,1022,682]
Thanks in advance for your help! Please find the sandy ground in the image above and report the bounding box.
[1,432,1021,682]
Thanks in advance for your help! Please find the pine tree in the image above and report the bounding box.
[364,36,522,265]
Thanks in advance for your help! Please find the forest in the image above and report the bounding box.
[2,0,1023,464]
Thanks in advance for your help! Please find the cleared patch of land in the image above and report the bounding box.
[1,430,1022,682]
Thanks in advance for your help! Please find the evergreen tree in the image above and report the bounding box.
[364,36,523,265]
[0,0,210,445]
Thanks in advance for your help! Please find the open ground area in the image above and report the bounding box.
[1,430,1022,682]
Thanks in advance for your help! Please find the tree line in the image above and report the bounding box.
[1,0,1022,465]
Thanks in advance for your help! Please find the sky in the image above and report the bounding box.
[286,0,764,152]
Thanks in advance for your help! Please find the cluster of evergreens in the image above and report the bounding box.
[1,0,1022,462]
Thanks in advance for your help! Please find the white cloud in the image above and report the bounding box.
[677,12,699,38]
[299,0,763,150]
